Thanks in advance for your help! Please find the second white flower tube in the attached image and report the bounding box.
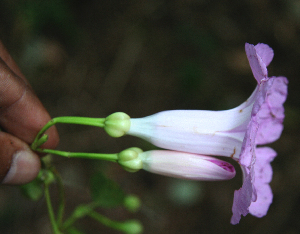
[139,150,236,181]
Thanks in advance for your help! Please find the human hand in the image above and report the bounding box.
[0,41,59,184]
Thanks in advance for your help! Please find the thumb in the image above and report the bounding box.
[0,42,59,185]
[0,131,41,184]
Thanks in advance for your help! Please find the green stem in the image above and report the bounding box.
[62,215,77,231]
[35,148,118,162]
[51,168,65,227]
[88,211,125,232]
[62,203,97,230]
[65,226,85,234]
[44,183,62,234]
[88,211,114,227]
[32,117,105,150]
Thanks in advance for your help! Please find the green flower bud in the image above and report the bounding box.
[123,195,141,213]
[104,112,131,137]
[120,220,143,234]
[118,148,143,172]
[41,169,56,185]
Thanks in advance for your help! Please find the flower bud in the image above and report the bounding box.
[104,112,131,137]
[118,148,143,172]
[119,220,143,234]
[139,150,236,181]
[123,195,141,213]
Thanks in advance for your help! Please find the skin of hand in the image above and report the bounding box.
[0,41,59,184]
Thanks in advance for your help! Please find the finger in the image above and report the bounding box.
[0,58,59,149]
[0,131,41,184]
[0,41,26,81]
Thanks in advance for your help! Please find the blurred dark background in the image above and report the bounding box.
[0,0,299,233]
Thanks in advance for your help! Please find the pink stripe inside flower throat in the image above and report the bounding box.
[208,159,235,173]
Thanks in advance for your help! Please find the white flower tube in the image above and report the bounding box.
[139,150,236,181]
[127,90,257,159]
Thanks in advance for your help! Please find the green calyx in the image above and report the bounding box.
[118,148,143,172]
[104,112,131,138]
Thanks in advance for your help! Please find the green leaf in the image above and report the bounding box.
[20,178,44,201]
[90,172,125,207]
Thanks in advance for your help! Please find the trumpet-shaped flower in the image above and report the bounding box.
[126,43,288,224]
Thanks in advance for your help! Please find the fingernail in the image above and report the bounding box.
[2,150,41,184]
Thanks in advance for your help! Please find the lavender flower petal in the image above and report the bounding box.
[230,171,253,225]
[256,77,288,144]
[253,43,274,67]
[249,147,276,217]
[245,43,269,83]
[231,43,288,224]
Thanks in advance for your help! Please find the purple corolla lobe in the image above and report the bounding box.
[230,43,287,224]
